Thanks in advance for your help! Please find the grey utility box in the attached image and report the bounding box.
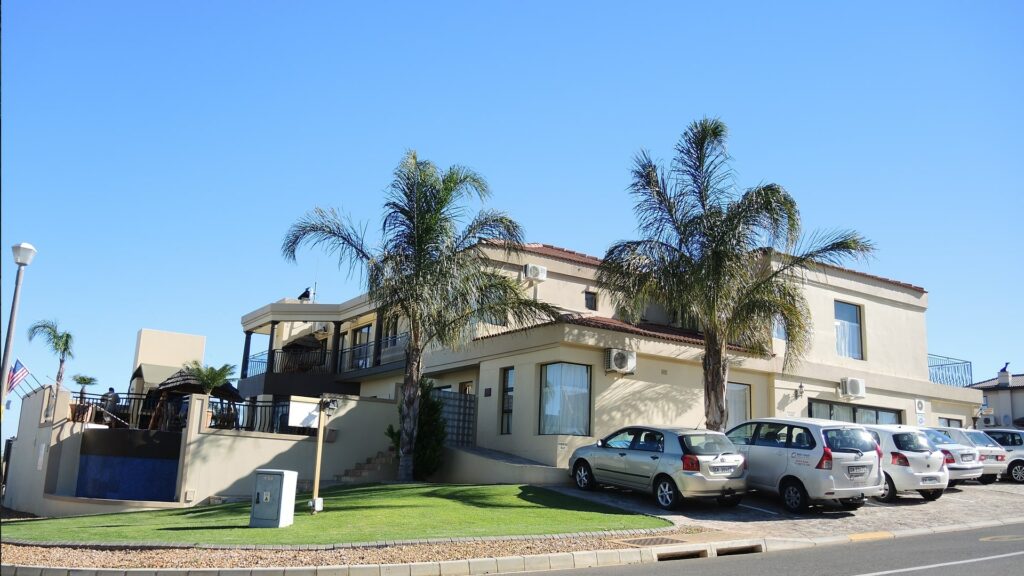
[250,469,297,528]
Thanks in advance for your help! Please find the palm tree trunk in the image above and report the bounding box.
[702,338,730,432]
[397,342,423,482]
[55,356,66,390]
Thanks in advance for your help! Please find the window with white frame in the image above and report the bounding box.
[726,383,751,429]
[834,301,864,359]
[539,363,590,435]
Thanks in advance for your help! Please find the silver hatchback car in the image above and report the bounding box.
[568,426,747,509]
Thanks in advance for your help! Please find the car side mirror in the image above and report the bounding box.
[596,439,605,448]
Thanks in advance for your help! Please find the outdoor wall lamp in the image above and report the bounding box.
[795,383,805,399]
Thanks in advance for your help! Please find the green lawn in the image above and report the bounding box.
[0,484,668,545]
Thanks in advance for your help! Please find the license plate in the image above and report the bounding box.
[921,476,939,483]
[711,466,734,473]
[962,454,974,462]
[848,465,867,475]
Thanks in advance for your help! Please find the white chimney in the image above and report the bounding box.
[997,365,1011,386]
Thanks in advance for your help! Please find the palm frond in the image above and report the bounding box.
[281,207,372,274]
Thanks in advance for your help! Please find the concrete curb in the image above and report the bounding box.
[3,518,1023,576]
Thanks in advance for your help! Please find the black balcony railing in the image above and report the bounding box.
[206,398,316,436]
[71,392,186,431]
[246,333,409,380]
[928,354,974,387]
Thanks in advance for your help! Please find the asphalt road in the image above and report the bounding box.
[530,523,1024,576]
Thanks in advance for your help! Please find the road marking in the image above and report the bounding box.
[738,503,779,515]
[849,550,1024,576]
[980,535,1024,542]
[849,531,894,542]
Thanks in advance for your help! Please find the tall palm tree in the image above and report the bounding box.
[71,374,98,397]
[183,360,237,394]
[28,320,74,391]
[598,118,874,431]
[283,150,560,480]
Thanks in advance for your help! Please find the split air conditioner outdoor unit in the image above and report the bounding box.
[982,416,994,426]
[840,377,867,399]
[604,348,637,374]
[524,263,548,282]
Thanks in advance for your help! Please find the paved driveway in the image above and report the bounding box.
[552,479,1024,538]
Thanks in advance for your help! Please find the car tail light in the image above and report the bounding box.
[891,452,910,466]
[979,454,987,462]
[941,449,955,465]
[682,454,700,471]
[875,441,883,459]
[816,446,833,470]
[996,454,1006,462]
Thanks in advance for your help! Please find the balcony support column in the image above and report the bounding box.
[267,321,279,374]
[331,322,342,373]
[241,330,253,378]
[373,310,384,367]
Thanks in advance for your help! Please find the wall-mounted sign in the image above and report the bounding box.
[915,399,926,414]
[916,413,927,426]
[289,398,320,427]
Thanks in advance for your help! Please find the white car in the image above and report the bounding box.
[921,428,983,486]
[726,417,884,513]
[933,427,1009,484]
[863,424,948,502]
[984,429,1024,483]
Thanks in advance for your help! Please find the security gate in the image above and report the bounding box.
[431,389,476,447]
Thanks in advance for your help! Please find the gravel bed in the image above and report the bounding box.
[0,529,706,568]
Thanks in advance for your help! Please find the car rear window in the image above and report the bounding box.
[893,432,934,452]
[923,429,954,445]
[822,428,876,453]
[965,431,999,448]
[680,433,738,455]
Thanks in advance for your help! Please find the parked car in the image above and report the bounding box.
[863,424,948,502]
[920,428,983,486]
[725,417,884,513]
[982,429,1024,483]
[933,427,1009,484]
[568,426,747,510]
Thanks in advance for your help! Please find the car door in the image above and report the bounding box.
[727,422,760,481]
[747,423,790,489]
[591,429,638,486]
[622,429,665,489]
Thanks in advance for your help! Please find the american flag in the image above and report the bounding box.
[7,359,29,392]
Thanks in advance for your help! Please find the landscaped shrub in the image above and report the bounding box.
[385,377,447,480]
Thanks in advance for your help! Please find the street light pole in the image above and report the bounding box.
[1,243,37,423]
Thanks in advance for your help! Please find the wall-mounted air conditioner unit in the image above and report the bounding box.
[604,348,637,374]
[840,377,867,399]
[524,263,548,282]
[982,416,994,426]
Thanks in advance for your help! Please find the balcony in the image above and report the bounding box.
[928,354,973,387]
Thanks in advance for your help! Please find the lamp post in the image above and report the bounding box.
[1,243,37,422]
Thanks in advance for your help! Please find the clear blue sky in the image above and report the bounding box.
[2,1,1022,441]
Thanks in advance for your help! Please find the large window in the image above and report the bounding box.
[726,383,751,429]
[584,291,598,311]
[539,363,591,435]
[809,399,900,424]
[834,301,864,359]
[500,367,515,435]
[938,417,962,428]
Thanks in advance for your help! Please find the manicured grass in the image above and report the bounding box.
[0,484,668,545]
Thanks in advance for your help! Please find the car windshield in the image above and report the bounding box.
[923,429,955,445]
[822,428,876,453]
[965,431,1000,448]
[680,433,738,455]
[893,432,934,452]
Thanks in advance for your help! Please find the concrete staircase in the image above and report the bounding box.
[334,447,398,484]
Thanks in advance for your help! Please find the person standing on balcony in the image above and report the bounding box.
[100,387,119,425]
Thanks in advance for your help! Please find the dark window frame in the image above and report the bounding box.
[584,291,598,311]
[538,361,592,436]
[500,367,515,435]
[938,417,963,428]
[809,398,902,425]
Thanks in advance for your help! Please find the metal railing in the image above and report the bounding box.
[71,392,186,432]
[245,333,409,378]
[928,354,974,387]
[205,398,316,436]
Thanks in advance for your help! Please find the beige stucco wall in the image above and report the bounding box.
[132,329,205,373]
[178,394,398,502]
[430,447,571,486]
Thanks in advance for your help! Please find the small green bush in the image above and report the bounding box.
[385,377,447,480]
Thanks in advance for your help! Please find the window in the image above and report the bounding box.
[809,399,901,425]
[681,433,738,455]
[383,318,400,348]
[500,367,515,435]
[726,383,751,429]
[539,363,591,435]
[790,426,815,450]
[584,291,598,311]
[772,316,787,340]
[349,325,372,369]
[634,430,664,452]
[726,423,758,446]
[893,432,934,452]
[987,431,1023,447]
[754,423,789,447]
[604,429,638,449]
[823,428,877,452]
[834,301,864,359]
[923,428,955,445]
[938,417,962,428]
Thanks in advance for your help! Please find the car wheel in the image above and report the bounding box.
[654,476,681,510]
[717,494,743,508]
[918,489,943,501]
[573,461,595,491]
[978,474,997,485]
[780,479,809,514]
[875,473,898,503]
[1010,462,1024,483]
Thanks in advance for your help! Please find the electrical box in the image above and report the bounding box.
[249,469,297,528]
